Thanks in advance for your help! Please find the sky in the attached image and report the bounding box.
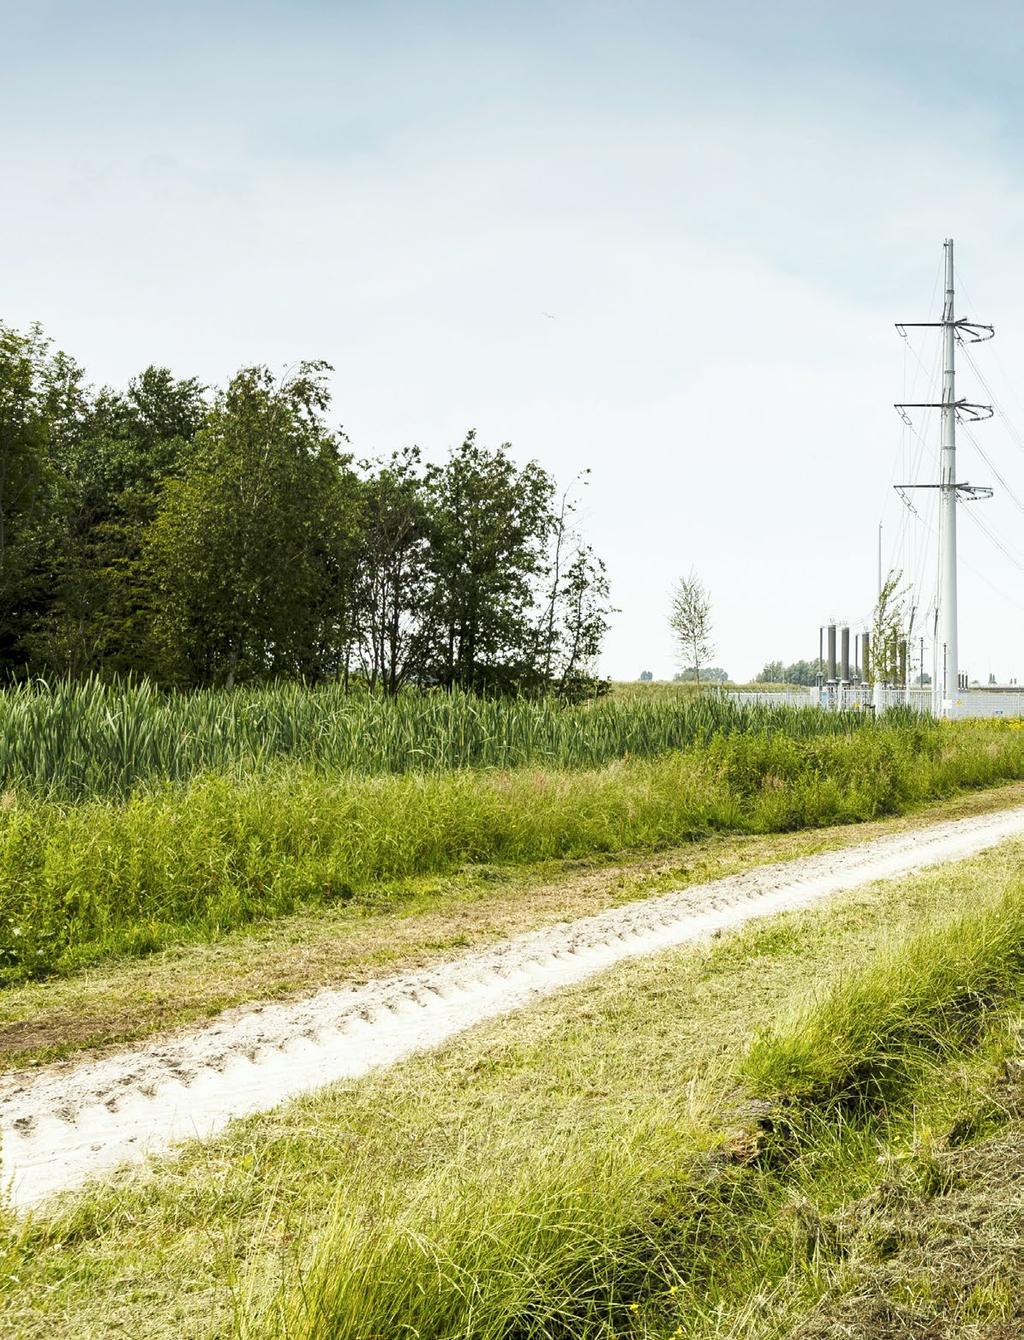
[5,0,1024,682]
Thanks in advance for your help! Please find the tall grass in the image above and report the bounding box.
[256,851,1024,1339]
[263,1113,716,1340]
[0,676,867,798]
[744,870,1024,1108]
[3,718,1024,983]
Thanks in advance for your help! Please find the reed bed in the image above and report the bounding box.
[0,677,864,799]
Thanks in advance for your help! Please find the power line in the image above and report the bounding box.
[959,420,1024,513]
[959,498,1024,574]
[904,494,1024,615]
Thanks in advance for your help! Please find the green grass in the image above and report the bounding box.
[258,847,1024,1340]
[0,676,883,799]
[8,843,1024,1339]
[5,717,1024,984]
[8,783,1021,1071]
[744,872,1024,1109]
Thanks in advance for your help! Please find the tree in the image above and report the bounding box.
[353,448,433,694]
[28,366,208,678]
[674,665,728,683]
[147,363,360,686]
[756,660,786,684]
[548,543,612,700]
[870,570,907,686]
[639,670,653,682]
[534,471,612,700]
[669,570,714,685]
[0,321,615,694]
[0,322,85,674]
[785,659,822,686]
[423,433,555,694]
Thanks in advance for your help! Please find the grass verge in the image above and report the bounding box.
[258,844,1024,1338]
[5,717,1024,986]
[4,780,1024,1069]
[6,840,1024,1337]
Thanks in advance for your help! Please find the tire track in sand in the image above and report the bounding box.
[5,805,1024,1211]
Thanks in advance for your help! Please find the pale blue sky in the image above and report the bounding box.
[5,1,1024,679]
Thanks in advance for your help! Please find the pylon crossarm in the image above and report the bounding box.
[893,400,993,422]
[895,482,994,503]
[895,319,994,341]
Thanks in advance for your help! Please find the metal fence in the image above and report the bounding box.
[728,686,1024,719]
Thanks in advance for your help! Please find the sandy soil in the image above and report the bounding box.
[5,804,1024,1213]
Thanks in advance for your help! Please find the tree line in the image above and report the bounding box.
[0,322,611,696]
[754,659,823,686]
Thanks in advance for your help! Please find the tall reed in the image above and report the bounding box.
[0,677,880,799]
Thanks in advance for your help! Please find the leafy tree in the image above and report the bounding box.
[424,433,555,694]
[534,471,611,700]
[870,570,907,686]
[0,322,615,693]
[756,660,786,684]
[548,544,612,699]
[639,670,653,682]
[353,447,433,694]
[0,323,85,674]
[785,658,822,686]
[669,570,714,685]
[28,367,207,677]
[148,363,359,686]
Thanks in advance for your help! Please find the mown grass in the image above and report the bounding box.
[261,851,1024,1340]
[5,844,1024,1340]
[3,717,1024,983]
[0,677,863,799]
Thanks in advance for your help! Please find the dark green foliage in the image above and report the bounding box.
[146,363,362,686]
[0,323,83,669]
[756,659,824,685]
[423,431,555,694]
[0,320,613,696]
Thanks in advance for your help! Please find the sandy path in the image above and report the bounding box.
[5,805,1024,1212]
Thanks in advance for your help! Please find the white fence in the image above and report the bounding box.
[728,686,1024,719]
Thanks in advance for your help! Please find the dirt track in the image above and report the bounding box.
[6,804,1024,1212]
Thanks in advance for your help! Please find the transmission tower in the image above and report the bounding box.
[894,238,994,716]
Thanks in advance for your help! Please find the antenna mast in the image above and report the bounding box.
[893,238,994,717]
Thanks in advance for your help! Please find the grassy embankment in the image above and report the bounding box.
[7,841,1024,1337]
[4,678,1024,987]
